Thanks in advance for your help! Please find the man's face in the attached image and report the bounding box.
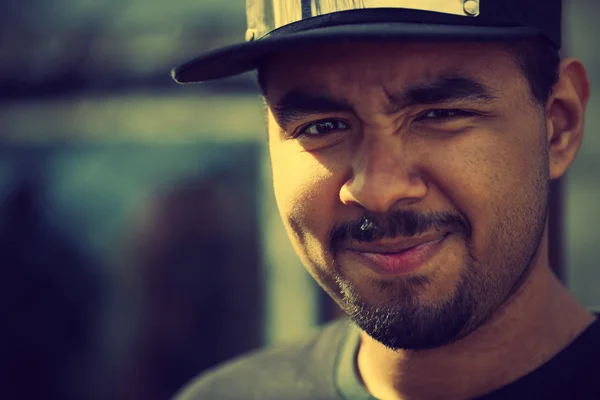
[263,41,550,350]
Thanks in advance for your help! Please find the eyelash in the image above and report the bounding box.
[416,109,476,121]
[293,109,474,138]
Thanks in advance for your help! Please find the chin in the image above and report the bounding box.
[333,262,488,350]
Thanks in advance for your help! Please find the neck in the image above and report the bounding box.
[356,234,595,400]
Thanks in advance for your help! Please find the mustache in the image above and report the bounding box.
[328,210,471,251]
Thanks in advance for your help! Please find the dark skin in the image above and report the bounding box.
[262,41,593,399]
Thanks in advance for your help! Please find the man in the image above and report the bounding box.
[172,1,599,399]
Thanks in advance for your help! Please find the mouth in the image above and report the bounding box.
[344,233,450,275]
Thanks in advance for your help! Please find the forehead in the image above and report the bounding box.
[261,41,523,96]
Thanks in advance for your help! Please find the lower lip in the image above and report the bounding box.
[351,235,448,275]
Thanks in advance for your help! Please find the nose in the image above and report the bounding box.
[339,137,428,213]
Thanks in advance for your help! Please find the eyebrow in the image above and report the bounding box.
[270,75,498,127]
[271,90,354,127]
[390,76,498,111]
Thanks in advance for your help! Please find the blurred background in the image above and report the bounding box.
[0,1,598,399]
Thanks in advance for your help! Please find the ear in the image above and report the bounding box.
[546,58,591,180]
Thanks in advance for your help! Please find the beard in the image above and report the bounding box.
[334,242,483,350]
[327,194,548,350]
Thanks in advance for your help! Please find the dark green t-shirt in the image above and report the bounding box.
[175,316,600,399]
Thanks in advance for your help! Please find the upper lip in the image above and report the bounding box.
[344,233,448,254]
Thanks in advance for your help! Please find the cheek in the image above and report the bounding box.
[426,125,547,251]
[269,141,341,249]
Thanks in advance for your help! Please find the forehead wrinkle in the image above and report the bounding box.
[267,49,507,123]
[318,63,501,119]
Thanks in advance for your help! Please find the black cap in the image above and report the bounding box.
[172,0,561,84]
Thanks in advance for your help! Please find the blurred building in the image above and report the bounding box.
[115,174,262,400]
[0,170,104,400]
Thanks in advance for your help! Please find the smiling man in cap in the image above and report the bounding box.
[172,1,599,399]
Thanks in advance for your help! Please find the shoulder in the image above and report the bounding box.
[481,314,600,399]
[173,318,352,400]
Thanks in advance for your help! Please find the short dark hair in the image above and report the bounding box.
[511,38,561,106]
[256,38,561,106]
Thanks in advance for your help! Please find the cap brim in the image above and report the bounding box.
[172,23,539,84]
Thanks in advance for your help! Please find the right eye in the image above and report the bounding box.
[296,119,350,138]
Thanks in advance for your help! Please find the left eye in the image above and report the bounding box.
[418,109,474,120]
[298,119,350,137]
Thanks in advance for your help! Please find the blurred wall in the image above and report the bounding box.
[0,2,321,398]
[564,0,600,309]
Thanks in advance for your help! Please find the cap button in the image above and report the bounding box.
[463,0,479,16]
[245,29,256,42]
